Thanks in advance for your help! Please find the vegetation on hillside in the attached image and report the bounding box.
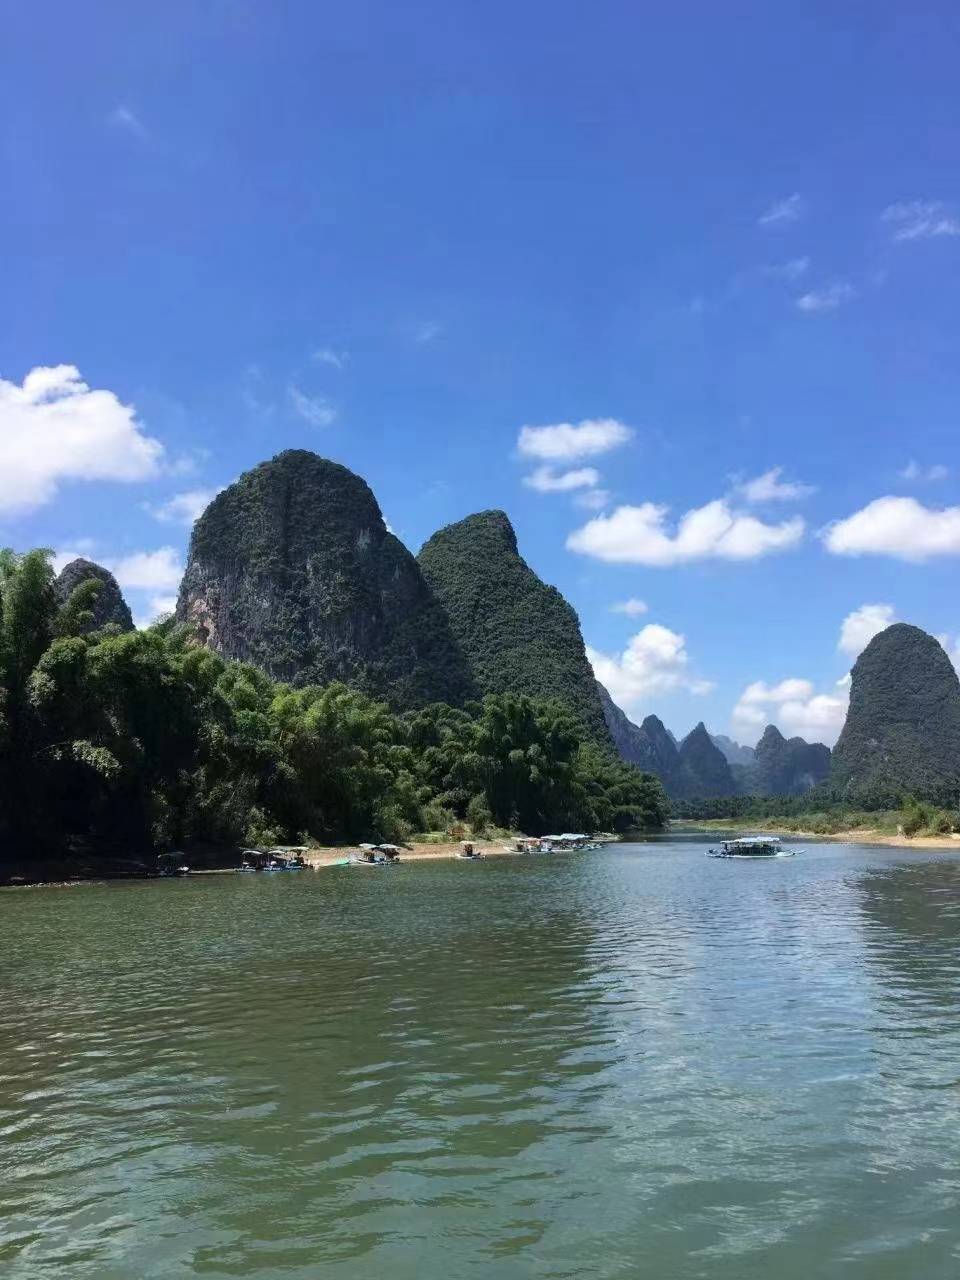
[675,790,960,837]
[0,549,668,863]
[176,450,476,709]
[832,623,960,801]
[417,510,611,745]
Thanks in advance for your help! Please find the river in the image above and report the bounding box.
[2,838,959,1279]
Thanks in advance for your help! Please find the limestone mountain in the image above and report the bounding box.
[417,511,609,743]
[710,733,756,767]
[678,722,736,797]
[597,684,692,796]
[175,450,475,709]
[753,724,830,796]
[831,623,960,801]
[54,559,134,632]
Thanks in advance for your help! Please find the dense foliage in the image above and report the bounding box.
[0,550,668,861]
[176,450,475,709]
[832,623,960,802]
[417,511,611,745]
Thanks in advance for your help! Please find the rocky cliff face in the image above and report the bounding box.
[753,724,830,795]
[175,451,475,709]
[55,559,134,632]
[417,511,610,743]
[831,623,960,800]
[678,722,736,797]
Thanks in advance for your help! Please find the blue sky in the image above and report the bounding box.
[4,1,960,745]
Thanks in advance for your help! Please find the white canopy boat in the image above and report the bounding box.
[707,836,798,859]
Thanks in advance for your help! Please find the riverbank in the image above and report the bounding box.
[304,841,514,866]
[1,837,622,886]
[686,819,960,851]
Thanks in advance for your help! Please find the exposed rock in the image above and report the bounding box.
[753,724,830,795]
[831,623,960,800]
[175,450,475,708]
[54,559,134,632]
[678,722,736,797]
[417,511,610,743]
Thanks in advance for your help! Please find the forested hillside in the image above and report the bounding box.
[418,510,611,744]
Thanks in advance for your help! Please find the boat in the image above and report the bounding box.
[459,841,482,859]
[266,847,306,869]
[157,853,190,877]
[707,836,798,859]
[349,842,402,866]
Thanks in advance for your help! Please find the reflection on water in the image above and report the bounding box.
[1,844,960,1279]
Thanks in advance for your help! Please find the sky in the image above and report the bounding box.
[3,0,960,747]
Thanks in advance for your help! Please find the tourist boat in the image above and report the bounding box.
[459,841,482,859]
[350,843,402,866]
[707,836,797,859]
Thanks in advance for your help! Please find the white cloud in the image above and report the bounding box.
[824,496,960,561]
[764,256,810,281]
[149,488,218,526]
[288,385,336,428]
[150,595,177,616]
[736,466,816,503]
[523,465,600,493]
[839,603,898,657]
[732,677,848,746]
[108,104,147,139]
[108,547,183,593]
[413,321,442,344]
[567,499,804,566]
[795,282,855,313]
[900,460,948,482]
[587,624,712,710]
[882,201,960,242]
[758,194,805,226]
[610,598,649,617]
[0,365,163,516]
[517,418,633,462]
[312,347,348,369]
[574,488,611,511]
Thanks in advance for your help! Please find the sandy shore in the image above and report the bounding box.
[303,841,521,866]
[687,822,960,851]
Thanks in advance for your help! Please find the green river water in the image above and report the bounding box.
[2,838,960,1279]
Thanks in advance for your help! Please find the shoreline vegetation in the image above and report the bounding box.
[0,549,669,880]
[679,817,960,851]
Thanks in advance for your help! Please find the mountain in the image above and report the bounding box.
[710,733,756,767]
[597,684,692,794]
[175,450,475,708]
[831,623,960,801]
[54,559,134,632]
[678,722,736,797]
[753,724,830,795]
[417,511,609,743]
